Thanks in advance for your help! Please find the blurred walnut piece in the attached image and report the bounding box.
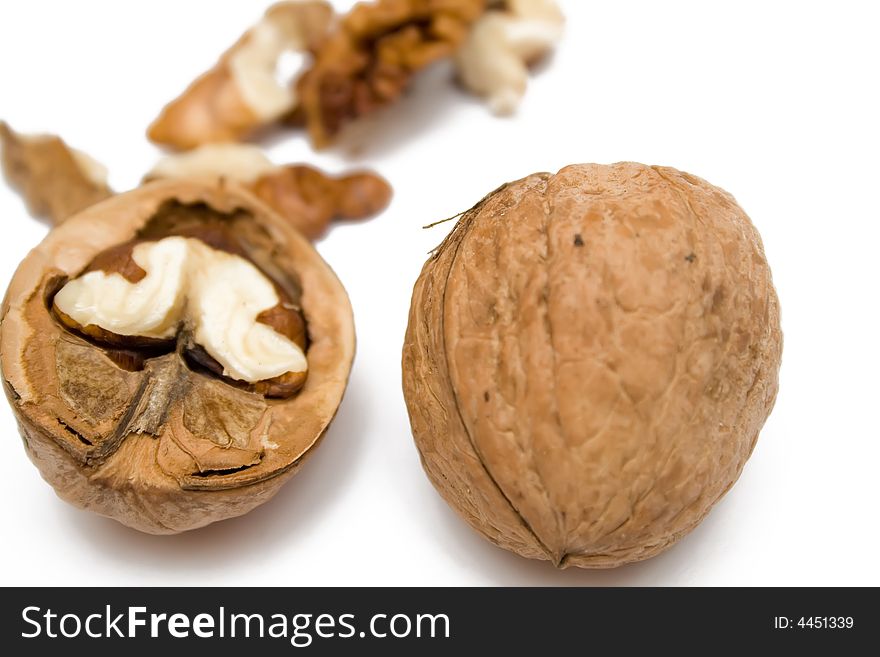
[456,0,564,114]
[0,121,112,224]
[0,180,355,533]
[145,0,564,151]
[148,1,333,150]
[2,121,392,241]
[402,163,782,568]
[147,144,392,239]
[296,0,488,147]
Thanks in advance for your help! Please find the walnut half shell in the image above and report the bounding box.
[402,163,782,568]
[1,180,355,533]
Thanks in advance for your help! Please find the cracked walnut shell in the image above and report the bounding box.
[1,179,354,533]
[402,163,782,568]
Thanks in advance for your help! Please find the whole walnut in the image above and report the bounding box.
[402,163,782,568]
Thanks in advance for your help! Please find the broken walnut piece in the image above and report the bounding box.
[0,180,355,532]
[251,163,392,239]
[0,121,112,224]
[53,234,309,397]
[455,0,564,115]
[148,1,334,150]
[146,144,392,239]
[295,0,488,147]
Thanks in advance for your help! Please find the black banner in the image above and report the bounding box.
[1,588,872,654]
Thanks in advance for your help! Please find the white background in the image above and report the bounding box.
[0,0,878,586]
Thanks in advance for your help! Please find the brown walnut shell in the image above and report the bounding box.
[402,163,782,568]
[1,179,355,533]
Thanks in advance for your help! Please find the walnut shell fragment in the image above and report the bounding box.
[0,121,112,224]
[148,1,334,150]
[402,163,782,568]
[1,180,355,533]
[296,0,488,147]
[146,144,392,239]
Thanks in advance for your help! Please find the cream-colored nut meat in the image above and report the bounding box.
[0,179,355,533]
[54,236,308,383]
[146,144,276,184]
[402,163,782,568]
[455,0,564,114]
